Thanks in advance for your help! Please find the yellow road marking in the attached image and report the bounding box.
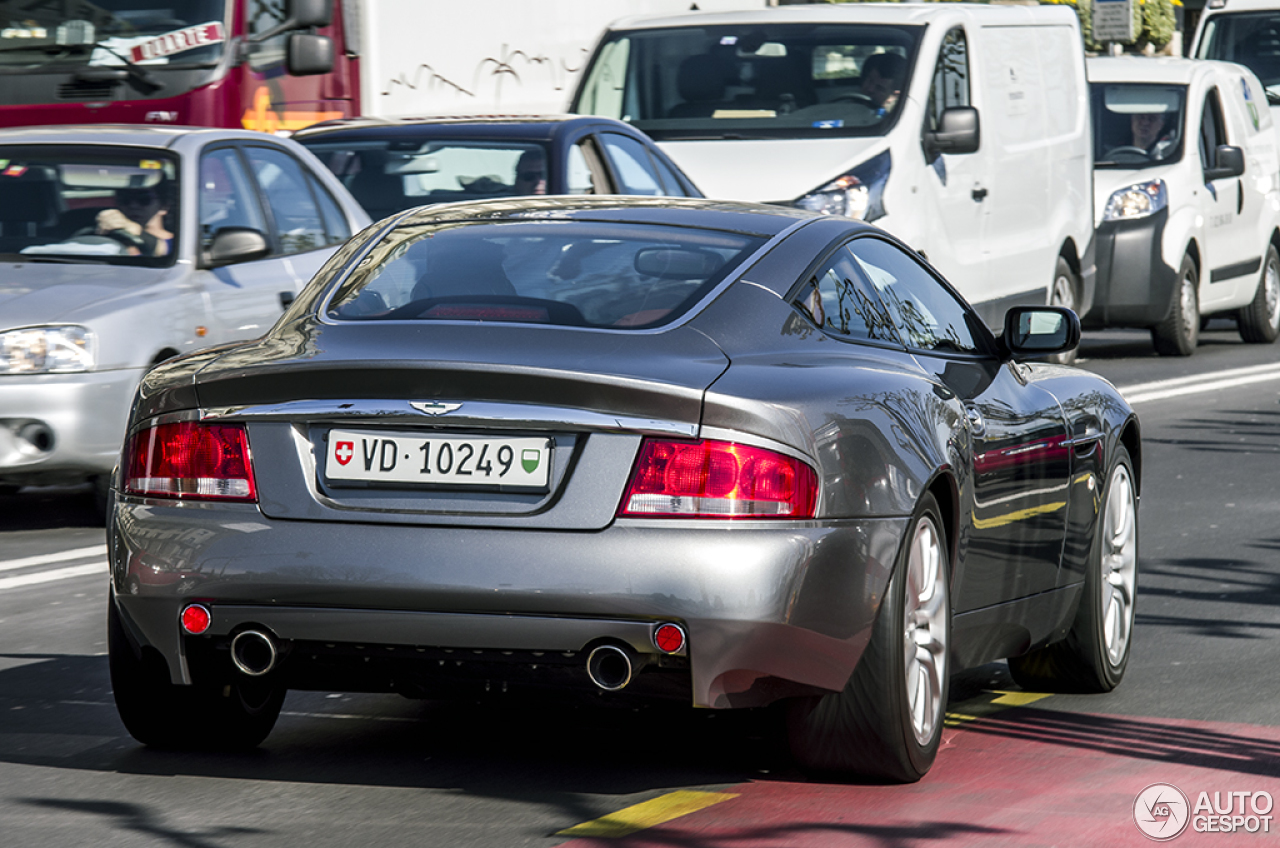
[990,690,1053,707]
[944,689,1053,727]
[557,790,738,839]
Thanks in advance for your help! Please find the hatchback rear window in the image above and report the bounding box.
[325,220,764,329]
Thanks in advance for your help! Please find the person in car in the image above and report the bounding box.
[95,183,173,256]
[859,51,907,113]
[512,148,547,195]
[1130,111,1177,158]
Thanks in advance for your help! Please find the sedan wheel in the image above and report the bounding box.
[1008,444,1138,692]
[1238,244,1280,344]
[786,493,950,782]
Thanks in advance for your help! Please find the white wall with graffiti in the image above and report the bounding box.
[354,0,770,117]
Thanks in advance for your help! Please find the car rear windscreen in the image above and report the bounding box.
[325,219,765,329]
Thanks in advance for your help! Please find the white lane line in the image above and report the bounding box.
[0,562,105,591]
[0,545,108,574]
[1118,362,1280,405]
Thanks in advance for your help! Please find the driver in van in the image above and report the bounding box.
[1129,111,1176,158]
[859,51,907,113]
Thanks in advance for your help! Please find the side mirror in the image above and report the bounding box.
[288,0,333,28]
[203,227,270,269]
[1205,144,1245,181]
[1002,306,1080,358]
[925,106,980,157]
[286,33,334,76]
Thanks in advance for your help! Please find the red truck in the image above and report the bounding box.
[0,0,355,132]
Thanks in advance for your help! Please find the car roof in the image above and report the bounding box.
[607,2,1075,30]
[1086,55,1244,85]
[0,124,284,149]
[389,195,831,238]
[293,114,632,144]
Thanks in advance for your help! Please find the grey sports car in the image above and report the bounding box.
[107,197,1140,782]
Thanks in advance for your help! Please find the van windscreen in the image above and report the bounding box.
[1196,12,1280,97]
[1091,83,1187,168]
[574,24,922,141]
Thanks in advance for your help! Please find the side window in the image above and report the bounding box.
[244,146,328,255]
[567,139,602,194]
[1199,88,1229,174]
[600,132,664,195]
[307,172,352,244]
[246,0,287,73]
[794,246,900,345]
[926,28,970,133]
[847,237,984,354]
[199,148,267,253]
[651,153,691,197]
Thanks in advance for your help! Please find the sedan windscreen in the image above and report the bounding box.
[574,23,922,140]
[326,220,765,329]
[0,145,178,264]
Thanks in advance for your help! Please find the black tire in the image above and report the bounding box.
[109,592,284,749]
[1238,244,1280,344]
[1047,256,1080,365]
[786,493,951,782]
[1007,444,1138,693]
[1151,255,1199,356]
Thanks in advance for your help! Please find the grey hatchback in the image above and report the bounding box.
[0,125,370,500]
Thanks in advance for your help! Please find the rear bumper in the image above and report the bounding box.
[109,499,907,709]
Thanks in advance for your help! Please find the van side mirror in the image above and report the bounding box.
[925,107,980,157]
[1002,306,1080,358]
[203,227,270,269]
[286,33,334,76]
[1205,144,1245,181]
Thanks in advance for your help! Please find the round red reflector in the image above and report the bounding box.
[654,623,685,654]
[181,604,211,635]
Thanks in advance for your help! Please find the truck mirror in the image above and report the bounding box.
[925,107,980,157]
[1205,144,1244,181]
[288,0,333,28]
[287,34,335,77]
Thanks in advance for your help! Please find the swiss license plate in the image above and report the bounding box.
[325,429,552,488]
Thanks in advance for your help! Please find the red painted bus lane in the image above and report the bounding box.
[561,707,1280,847]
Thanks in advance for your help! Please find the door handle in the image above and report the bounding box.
[1238,179,1244,214]
[971,186,988,202]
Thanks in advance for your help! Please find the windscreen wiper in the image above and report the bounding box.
[75,40,162,93]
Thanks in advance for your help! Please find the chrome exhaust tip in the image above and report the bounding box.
[230,629,277,677]
[586,644,633,691]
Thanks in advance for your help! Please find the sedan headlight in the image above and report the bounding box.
[0,325,96,374]
[794,150,891,222]
[1103,179,1168,222]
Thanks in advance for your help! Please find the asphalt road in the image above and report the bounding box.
[2,323,1279,847]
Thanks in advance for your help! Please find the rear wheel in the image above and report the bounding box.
[786,493,950,782]
[1047,256,1079,365]
[1008,444,1137,693]
[109,592,284,749]
[1238,244,1280,344]
[1151,255,1199,356]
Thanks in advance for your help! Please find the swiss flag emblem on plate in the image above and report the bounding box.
[334,441,354,466]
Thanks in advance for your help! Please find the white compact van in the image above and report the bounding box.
[1192,0,1280,130]
[1086,57,1280,355]
[571,3,1095,328]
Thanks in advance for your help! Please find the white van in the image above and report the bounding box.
[571,3,1095,328]
[1085,57,1280,355]
[1191,0,1280,130]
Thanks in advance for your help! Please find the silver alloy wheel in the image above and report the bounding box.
[1265,253,1280,331]
[1101,464,1138,667]
[903,515,948,746]
[1178,273,1198,342]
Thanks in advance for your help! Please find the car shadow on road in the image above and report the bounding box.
[0,485,103,531]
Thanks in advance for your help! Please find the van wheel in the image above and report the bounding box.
[1008,444,1137,693]
[1238,245,1280,344]
[1151,255,1199,356]
[785,493,950,782]
[1047,256,1079,364]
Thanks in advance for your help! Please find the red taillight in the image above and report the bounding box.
[654,623,686,654]
[181,603,211,635]
[124,421,257,502]
[618,439,817,519]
